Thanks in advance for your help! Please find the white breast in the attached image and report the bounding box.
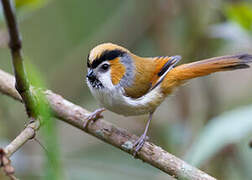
[88,83,164,116]
[86,63,165,116]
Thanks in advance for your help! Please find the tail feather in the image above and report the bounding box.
[161,54,252,94]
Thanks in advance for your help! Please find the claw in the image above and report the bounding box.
[132,135,149,157]
[83,108,105,128]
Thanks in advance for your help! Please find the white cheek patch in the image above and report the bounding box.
[97,70,114,90]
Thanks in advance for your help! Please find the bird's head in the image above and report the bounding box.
[86,43,134,90]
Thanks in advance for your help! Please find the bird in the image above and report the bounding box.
[85,42,252,154]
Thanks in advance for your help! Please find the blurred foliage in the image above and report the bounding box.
[185,105,252,166]
[0,0,49,23]
[0,0,252,180]
[26,60,63,180]
[225,2,252,32]
[15,0,49,11]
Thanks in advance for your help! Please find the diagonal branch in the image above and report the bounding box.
[0,69,216,180]
[4,120,40,157]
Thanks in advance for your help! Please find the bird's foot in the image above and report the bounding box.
[133,134,149,157]
[83,108,105,129]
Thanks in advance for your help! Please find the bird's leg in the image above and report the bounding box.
[83,108,106,128]
[133,112,153,156]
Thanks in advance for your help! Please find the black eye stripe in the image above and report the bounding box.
[89,49,126,69]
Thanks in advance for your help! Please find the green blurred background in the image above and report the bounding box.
[0,0,252,179]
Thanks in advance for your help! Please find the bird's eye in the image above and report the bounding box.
[100,64,109,72]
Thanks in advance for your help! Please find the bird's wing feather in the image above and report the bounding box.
[149,56,181,91]
[123,55,181,98]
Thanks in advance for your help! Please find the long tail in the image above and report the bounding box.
[161,54,252,94]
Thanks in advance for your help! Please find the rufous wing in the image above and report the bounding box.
[123,55,180,98]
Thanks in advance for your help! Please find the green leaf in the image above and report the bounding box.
[225,2,252,32]
[185,105,252,166]
[15,0,49,10]
[0,0,50,24]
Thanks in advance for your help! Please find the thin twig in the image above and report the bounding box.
[0,69,216,180]
[4,121,39,157]
[34,137,49,155]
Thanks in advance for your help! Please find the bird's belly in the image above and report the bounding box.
[100,93,153,116]
[91,87,164,116]
[104,102,150,116]
[103,98,153,116]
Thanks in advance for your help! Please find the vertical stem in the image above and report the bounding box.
[1,0,37,118]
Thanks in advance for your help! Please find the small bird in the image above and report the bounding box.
[86,42,252,154]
